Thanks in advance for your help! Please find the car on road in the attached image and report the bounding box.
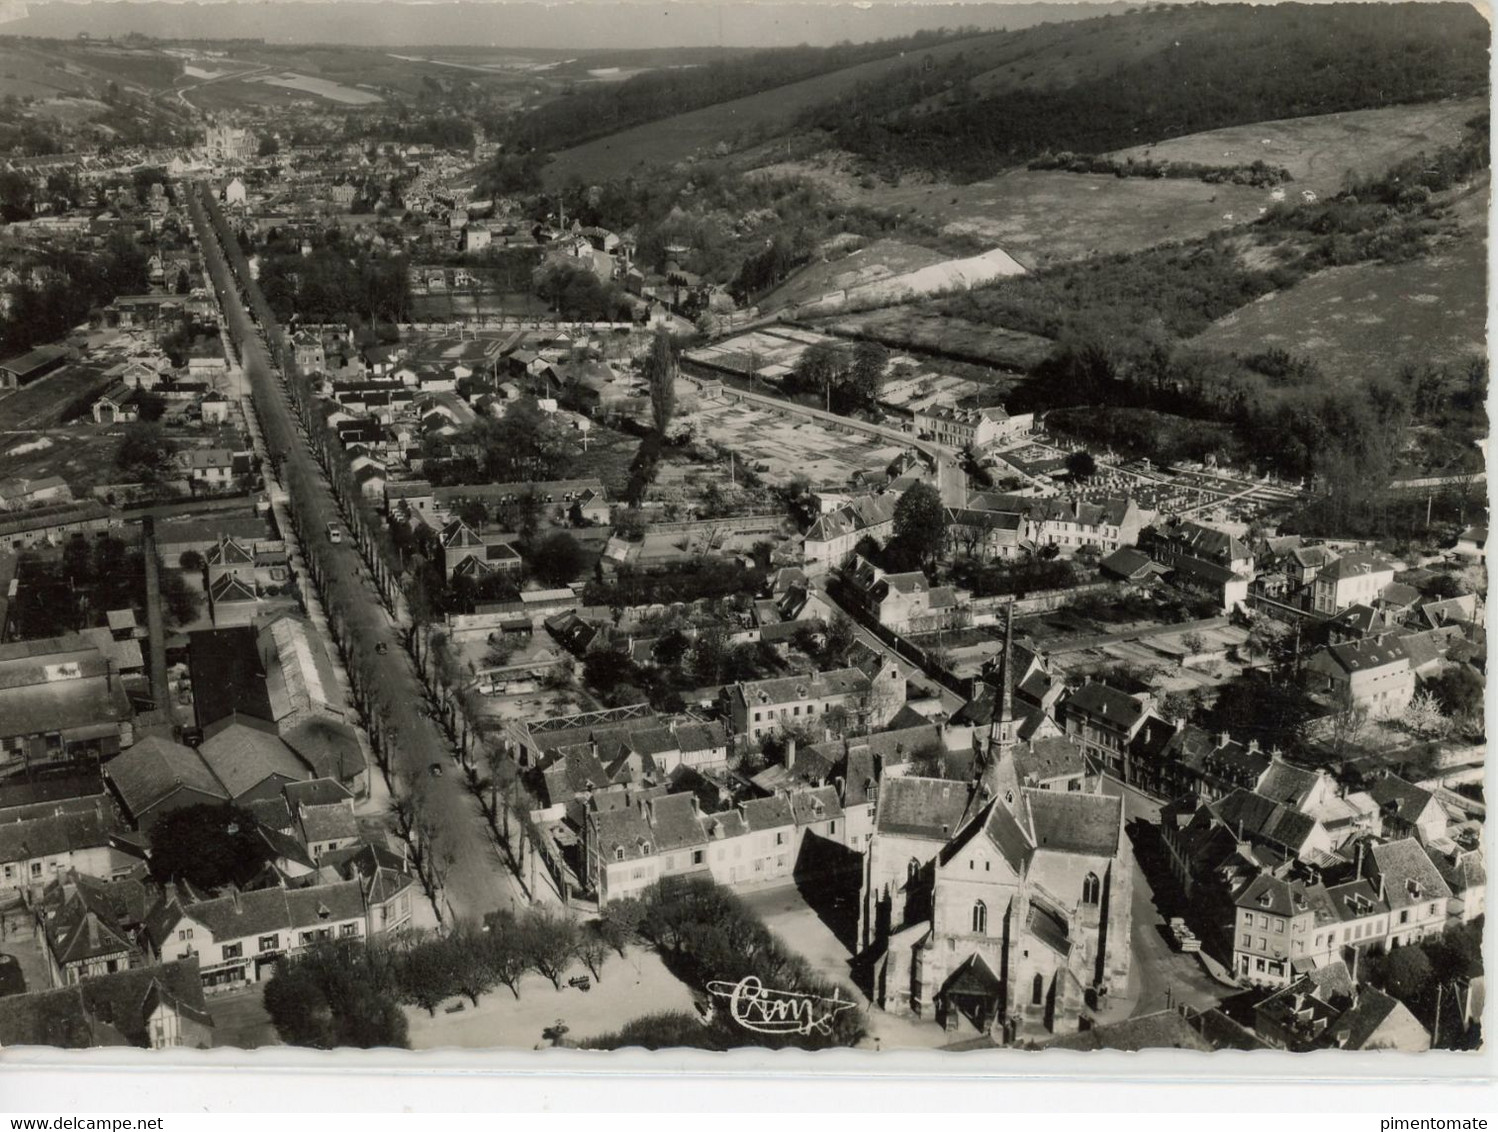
[428,762,443,778]
[375,641,388,655]
[326,522,343,544]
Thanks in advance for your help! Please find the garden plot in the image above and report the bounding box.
[683,398,905,489]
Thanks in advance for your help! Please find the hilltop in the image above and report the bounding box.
[532,2,1486,188]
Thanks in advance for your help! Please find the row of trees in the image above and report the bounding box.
[262,906,637,1049]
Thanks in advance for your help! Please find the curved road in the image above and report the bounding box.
[188,189,521,924]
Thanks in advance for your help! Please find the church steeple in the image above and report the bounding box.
[986,597,1018,761]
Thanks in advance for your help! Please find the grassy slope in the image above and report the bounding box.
[0,40,181,100]
[538,30,1018,188]
[757,239,947,312]
[1106,98,1487,196]
[1190,178,1488,381]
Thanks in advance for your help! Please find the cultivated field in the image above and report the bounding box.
[1107,99,1487,197]
[816,308,1053,373]
[756,158,1272,268]
[0,427,123,499]
[249,72,383,105]
[1191,221,1487,383]
[679,388,909,490]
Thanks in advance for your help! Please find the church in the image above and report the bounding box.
[858,608,1133,1042]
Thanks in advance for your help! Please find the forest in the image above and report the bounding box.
[806,3,1488,181]
[493,28,977,157]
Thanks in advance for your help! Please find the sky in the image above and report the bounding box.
[0,0,1109,48]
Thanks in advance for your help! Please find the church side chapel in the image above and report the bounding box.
[859,607,1133,1042]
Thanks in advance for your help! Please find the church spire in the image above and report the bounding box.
[999,596,1015,729]
[986,597,1018,761]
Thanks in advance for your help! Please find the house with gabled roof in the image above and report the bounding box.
[0,958,213,1049]
[35,869,152,987]
[1312,553,1398,616]
[843,555,959,634]
[803,493,900,575]
[104,734,230,832]
[197,718,311,805]
[1306,636,1414,717]
[1369,837,1451,948]
[1061,680,1150,778]
[1368,775,1447,845]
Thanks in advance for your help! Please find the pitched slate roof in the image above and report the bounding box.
[1014,737,1085,784]
[198,721,309,799]
[1370,837,1452,910]
[40,873,147,969]
[645,793,707,852]
[159,880,366,945]
[0,959,210,1049]
[281,717,365,783]
[189,626,273,729]
[0,805,119,866]
[1255,759,1320,809]
[875,776,972,840]
[1064,681,1147,729]
[1022,789,1121,857]
[589,804,656,862]
[788,785,843,826]
[741,794,795,833]
[1319,636,1409,675]
[1318,552,1395,582]
[727,666,872,708]
[804,494,898,544]
[1210,789,1319,854]
[297,802,358,847]
[1099,546,1156,580]
[105,734,228,818]
[1368,775,1438,825]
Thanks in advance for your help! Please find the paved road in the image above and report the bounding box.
[1098,775,1229,1018]
[189,189,522,925]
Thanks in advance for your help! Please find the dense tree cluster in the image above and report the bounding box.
[422,396,582,486]
[0,235,149,354]
[9,536,145,639]
[1027,152,1292,188]
[257,243,412,328]
[1363,919,1484,1049]
[147,804,272,891]
[581,557,766,611]
[533,258,632,321]
[262,942,410,1050]
[783,340,887,414]
[263,911,623,1049]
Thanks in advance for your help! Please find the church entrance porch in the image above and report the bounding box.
[937,954,1004,1037]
